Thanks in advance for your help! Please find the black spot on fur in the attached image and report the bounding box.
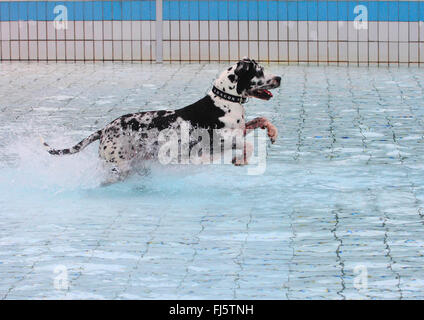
[235,60,256,94]
[147,112,178,131]
[228,74,236,83]
[176,96,225,130]
[119,114,145,132]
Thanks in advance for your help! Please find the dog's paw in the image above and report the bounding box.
[267,123,278,144]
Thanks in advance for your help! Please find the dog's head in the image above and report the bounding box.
[214,57,281,101]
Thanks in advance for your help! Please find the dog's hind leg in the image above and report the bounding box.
[100,160,132,186]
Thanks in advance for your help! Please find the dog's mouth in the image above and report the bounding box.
[248,88,273,100]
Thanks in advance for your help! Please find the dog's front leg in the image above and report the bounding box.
[232,141,253,166]
[244,117,278,144]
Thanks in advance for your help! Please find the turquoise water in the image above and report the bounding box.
[1,63,424,299]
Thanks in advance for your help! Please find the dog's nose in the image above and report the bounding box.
[274,76,281,84]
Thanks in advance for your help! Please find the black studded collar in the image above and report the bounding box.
[212,86,247,104]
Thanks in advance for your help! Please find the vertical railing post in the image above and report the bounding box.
[155,0,163,63]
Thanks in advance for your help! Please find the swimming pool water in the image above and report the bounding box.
[1,62,424,299]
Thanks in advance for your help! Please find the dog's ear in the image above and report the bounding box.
[235,60,254,94]
[234,59,251,76]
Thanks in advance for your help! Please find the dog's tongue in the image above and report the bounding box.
[263,89,272,97]
[250,89,273,100]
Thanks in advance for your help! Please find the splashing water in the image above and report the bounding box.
[0,126,258,202]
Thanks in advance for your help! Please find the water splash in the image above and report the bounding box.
[1,130,106,195]
[0,128,249,200]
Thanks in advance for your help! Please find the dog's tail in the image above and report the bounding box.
[41,130,102,156]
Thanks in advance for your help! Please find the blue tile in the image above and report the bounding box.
[163,1,169,20]
[409,2,418,22]
[238,1,248,20]
[388,1,399,21]
[169,1,179,20]
[298,1,308,20]
[378,1,389,21]
[287,1,297,21]
[308,1,318,21]
[327,1,338,21]
[228,1,238,20]
[46,2,57,21]
[268,1,278,21]
[199,1,209,20]
[189,1,199,20]
[218,1,228,21]
[258,1,268,21]
[122,1,132,20]
[180,1,189,20]
[338,1,348,21]
[36,1,47,21]
[28,2,37,21]
[9,1,18,21]
[421,2,424,22]
[398,2,409,22]
[209,1,218,20]
[84,1,94,21]
[103,1,112,20]
[347,1,358,21]
[0,2,9,21]
[318,1,327,21]
[74,1,84,21]
[112,1,122,20]
[367,0,378,21]
[248,1,258,21]
[278,1,287,21]
[93,1,103,21]
[18,1,27,20]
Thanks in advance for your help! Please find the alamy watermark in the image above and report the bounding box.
[156,122,269,175]
[53,265,69,290]
[353,264,368,292]
[54,5,68,30]
[354,5,368,30]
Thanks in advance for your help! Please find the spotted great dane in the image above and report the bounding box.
[43,58,281,181]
